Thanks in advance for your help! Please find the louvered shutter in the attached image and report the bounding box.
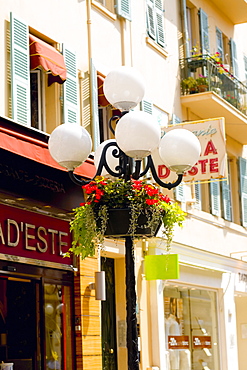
[140,99,153,115]
[194,182,202,210]
[230,38,239,78]
[147,0,156,40]
[116,0,131,21]
[63,46,79,123]
[155,0,165,47]
[221,178,232,221]
[10,13,30,126]
[239,157,247,227]
[199,9,210,55]
[216,28,224,59]
[171,114,182,125]
[210,180,220,216]
[175,183,185,202]
[90,59,100,150]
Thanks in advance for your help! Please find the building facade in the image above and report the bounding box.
[1,0,247,370]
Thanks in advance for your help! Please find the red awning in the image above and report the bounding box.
[0,126,96,179]
[97,75,110,107]
[29,34,67,86]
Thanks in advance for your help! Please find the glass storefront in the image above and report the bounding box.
[163,285,220,370]
[44,284,73,370]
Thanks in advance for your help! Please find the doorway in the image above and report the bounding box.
[101,257,118,370]
[0,267,74,370]
[0,277,40,370]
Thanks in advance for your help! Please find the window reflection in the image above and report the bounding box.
[44,284,72,370]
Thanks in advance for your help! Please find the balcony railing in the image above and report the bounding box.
[180,55,247,115]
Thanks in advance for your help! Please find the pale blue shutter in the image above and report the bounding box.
[116,0,131,21]
[10,13,30,126]
[194,182,202,210]
[171,114,182,125]
[63,46,79,123]
[230,39,239,78]
[239,157,247,227]
[147,0,156,40]
[221,178,232,221]
[210,180,220,216]
[216,28,224,59]
[175,183,185,202]
[90,59,100,150]
[155,0,165,47]
[199,9,210,55]
[140,99,153,115]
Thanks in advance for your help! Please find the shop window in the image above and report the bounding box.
[44,283,73,370]
[146,0,166,48]
[164,285,220,370]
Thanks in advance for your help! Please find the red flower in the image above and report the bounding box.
[159,194,170,203]
[146,199,159,205]
[132,180,143,190]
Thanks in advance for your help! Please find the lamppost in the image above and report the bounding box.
[48,66,201,370]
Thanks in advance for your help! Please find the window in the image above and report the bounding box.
[92,0,131,20]
[164,285,220,370]
[9,13,76,134]
[209,177,232,221]
[146,0,165,48]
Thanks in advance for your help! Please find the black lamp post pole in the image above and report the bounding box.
[125,235,139,370]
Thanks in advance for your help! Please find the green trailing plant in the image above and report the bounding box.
[181,77,198,93]
[68,177,186,259]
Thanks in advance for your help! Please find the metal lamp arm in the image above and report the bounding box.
[141,155,184,190]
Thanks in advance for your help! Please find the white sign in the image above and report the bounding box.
[153,117,227,182]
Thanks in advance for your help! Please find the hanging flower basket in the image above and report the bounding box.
[67,177,186,259]
[98,208,162,238]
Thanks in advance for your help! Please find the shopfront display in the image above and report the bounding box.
[163,285,220,370]
[0,203,75,370]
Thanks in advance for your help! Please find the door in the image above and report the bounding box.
[101,257,118,370]
[0,276,41,370]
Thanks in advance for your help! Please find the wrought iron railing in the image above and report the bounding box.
[180,55,247,115]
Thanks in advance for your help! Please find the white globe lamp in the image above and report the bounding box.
[103,66,145,111]
[159,129,201,173]
[115,111,161,160]
[48,123,92,171]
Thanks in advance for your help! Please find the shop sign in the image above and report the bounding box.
[153,118,227,183]
[0,204,73,265]
[193,336,211,349]
[168,335,190,349]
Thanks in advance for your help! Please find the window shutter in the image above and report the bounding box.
[216,28,224,59]
[170,114,182,125]
[155,0,165,47]
[10,12,30,126]
[175,183,185,202]
[147,0,156,40]
[140,99,153,115]
[230,38,239,78]
[239,157,247,227]
[199,9,210,55]
[210,180,220,216]
[116,0,131,21]
[194,182,202,210]
[221,178,232,221]
[244,55,247,81]
[63,46,79,124]
[90,59,100,151]
[80,71,91,130]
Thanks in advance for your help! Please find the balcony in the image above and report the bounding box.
[209,0,247,24]
[180,55,247,144]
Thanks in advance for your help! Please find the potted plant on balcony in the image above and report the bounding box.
[68,177,186,259]
[196,75,208,92]
[181,77,198,94]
